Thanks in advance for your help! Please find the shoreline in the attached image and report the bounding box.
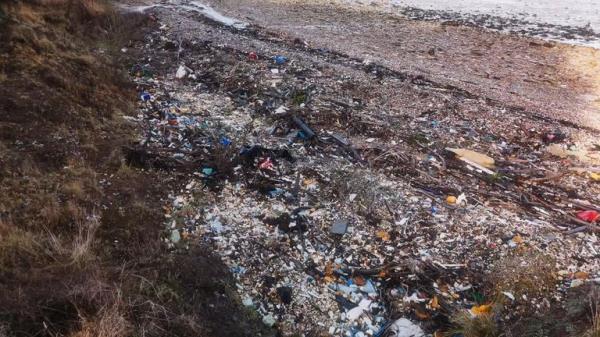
[343,0,600,49]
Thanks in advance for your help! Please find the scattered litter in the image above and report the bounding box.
[331,218,349,235]
[126,11,600,335]
[175,64,190,79]
[577,210,600,223]
[292,115,316,139]
[470,304,492,316]
[447,148,496,169]
[502,291,515,301]
[140,91,151,101]
[387,318,425,337]
[263,314,276,327]
[543,130,566,143]
[273,55,288,65]
[170,229,181,243]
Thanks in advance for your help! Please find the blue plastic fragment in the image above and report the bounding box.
[231,265,247,274]
[202,167,214,176]
[268,188,285,198]
[273,55,288,65]
[297,131,308,139]
[220,136,232,146]
[361,280,376,294]
[140,92,151,101]
[373,325,387,337]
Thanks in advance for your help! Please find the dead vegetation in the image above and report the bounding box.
[584,312,600,337]
[448,311,500,337]
[0,1,273,336]
[487,250,557,301]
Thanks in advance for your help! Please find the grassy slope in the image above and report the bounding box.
[0,1,273,336]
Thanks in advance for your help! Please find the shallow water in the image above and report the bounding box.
[392,0,600,30]
[345,0,600,48]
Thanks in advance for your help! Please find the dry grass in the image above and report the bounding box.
[0,220,43,270]
[487,250,557,301]
[328,168,401,219]
[585,315,600,337]
[73,303,132,337]
[47,216,99,267]
[583,295,600,337]
[449,311,501,337]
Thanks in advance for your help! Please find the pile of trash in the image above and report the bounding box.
[124,4,600,336]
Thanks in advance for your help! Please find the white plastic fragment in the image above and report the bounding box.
[346,306,364,321]
[358,298,372,310]
[387,318,425,337]
[176,65,188,79]
[170,229,181,243]
[274,105,288,114]
[242,296,254,307]
[502,291,515,301]
[262,314,276,326]
[403,293,427,303]
[456,193,467,205]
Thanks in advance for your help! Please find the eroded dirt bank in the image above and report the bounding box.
[0,1,274,336]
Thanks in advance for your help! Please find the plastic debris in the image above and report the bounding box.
[543,130,566,144]
[268,188,285,198]
[276,286,293,304]
[124,11,600,335]
[219,136,232,146]
[263,314,276,327]
[346,306,364,320]
[387,318,425,337]
[175,64,190,79]
[470,304,492,316]
[447,148,495,169]
[292,115,316,139]
[330,218,349,235]
[577,210,600,223]
[502,291,515,301]
[140,91,151,101]
[242,296,254,307]
[258,157,275,171]
[170,229,181,243]
[446,195,457,204]
[273,55,288,65]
